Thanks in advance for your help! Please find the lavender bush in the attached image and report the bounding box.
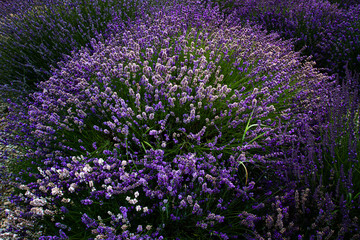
[0,1,337,239]
[2,0,360,239]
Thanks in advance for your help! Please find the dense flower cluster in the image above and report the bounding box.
[0,0,358,239]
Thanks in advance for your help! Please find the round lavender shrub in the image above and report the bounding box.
[2,1,335,239]
[0,0,155,102]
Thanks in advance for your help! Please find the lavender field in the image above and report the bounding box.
[0,0,359,239]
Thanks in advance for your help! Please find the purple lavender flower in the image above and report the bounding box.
[81,213,98,229]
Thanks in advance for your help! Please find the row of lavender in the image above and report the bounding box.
[0,0,153,100]
[203,0,360,87]
[0,0,359,239]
